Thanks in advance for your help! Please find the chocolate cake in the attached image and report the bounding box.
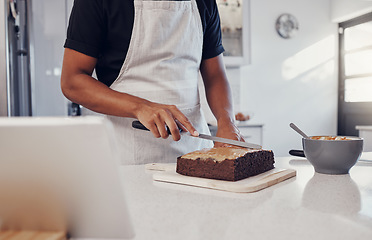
[176,147,275,181]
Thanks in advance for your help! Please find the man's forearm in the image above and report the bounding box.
[200,54,245,145]
[200,54,235,125]
[61,72,146,118]
[61,48,149,118]
[204,77,235,125]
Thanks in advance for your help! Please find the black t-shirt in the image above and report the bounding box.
[64,0,225,87]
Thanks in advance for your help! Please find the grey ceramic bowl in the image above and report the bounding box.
[302,136,363,174]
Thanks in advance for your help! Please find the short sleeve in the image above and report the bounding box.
[64,0,106,58]
[202,1,225,60]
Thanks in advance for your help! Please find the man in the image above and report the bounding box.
[61,0,244,165]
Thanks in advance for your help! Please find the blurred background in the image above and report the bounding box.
[1,0,372,156]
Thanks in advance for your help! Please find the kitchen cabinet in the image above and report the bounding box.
[236,123,263,145]
[217,0,250,66]
[356,125,372,151]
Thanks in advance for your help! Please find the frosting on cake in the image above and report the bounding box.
[181,147,262,162]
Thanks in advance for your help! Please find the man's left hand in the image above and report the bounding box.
[215,121,245,147]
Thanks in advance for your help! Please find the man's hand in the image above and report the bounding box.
[135,101,199,141]
[215,119,245,147]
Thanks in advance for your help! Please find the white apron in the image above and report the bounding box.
[108,0,213,165]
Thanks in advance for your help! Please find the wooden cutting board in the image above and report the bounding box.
[146,163,296,193]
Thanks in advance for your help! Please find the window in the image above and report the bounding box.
[338,12,372,136]
[342,20,372,102]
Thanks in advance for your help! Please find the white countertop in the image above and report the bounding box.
[356,125,372,131]
[120,153,372,240]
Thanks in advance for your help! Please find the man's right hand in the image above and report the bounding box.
[135,101,199,141]
[61,49,198,142]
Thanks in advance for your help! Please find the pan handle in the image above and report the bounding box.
[289,149,306,158]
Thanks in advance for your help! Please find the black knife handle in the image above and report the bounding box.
[289,149,306,158]
[132,120,183,135]
[132,120,150,131]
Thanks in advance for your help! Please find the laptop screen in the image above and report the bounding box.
[0,116,134,239]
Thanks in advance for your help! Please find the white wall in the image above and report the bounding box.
[232,0,339,156]
[331,0,372,22]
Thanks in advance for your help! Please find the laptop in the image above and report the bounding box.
[0,116,134,239]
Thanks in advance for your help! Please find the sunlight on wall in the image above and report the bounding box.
[282,35,336,81]
[298,60,335,83]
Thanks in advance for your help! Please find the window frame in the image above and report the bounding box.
[338,12,372,135]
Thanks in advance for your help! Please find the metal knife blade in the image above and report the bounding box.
[191,133,262,149]
[132,120,262,149]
